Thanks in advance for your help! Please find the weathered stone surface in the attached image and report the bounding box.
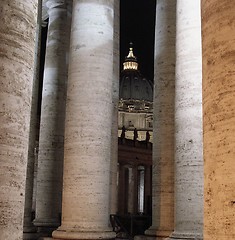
[52,1,116,239]
[0,0,37,239]
[145,0,176,238]
[202,0,235,239]
[109,0,120,215]
[34,0,71,231]
[168,0,203,239]
[23,1,42,237]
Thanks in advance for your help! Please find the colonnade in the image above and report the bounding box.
[0,0,234,240]
[118,164,152,215]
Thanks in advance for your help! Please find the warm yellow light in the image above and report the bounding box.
[123,61,138,70]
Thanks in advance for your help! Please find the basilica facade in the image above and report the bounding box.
[0,1,234,240]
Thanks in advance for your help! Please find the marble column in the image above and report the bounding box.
[168,0,203,239]
[34,0,71,234]
[202,0,235,239]
[109,0,120,215]
[52,1,116,239]
[145,0,176,239]
[23,0,42,239]
[0,1,37,239]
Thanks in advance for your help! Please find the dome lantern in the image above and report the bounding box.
[123,42,139,71]
[119,43,153,110]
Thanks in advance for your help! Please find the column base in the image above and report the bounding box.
[33,218,60,228]
[134,235,167,240]
[23,224,37,233]
[23,232,39,240]
[52,226,116,240]
[23,223,38,240]
[166,232,202,240]
[145,227,172,239]
[33,218,60,239]
[38,238,53,240]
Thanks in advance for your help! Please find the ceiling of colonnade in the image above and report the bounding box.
[120,0,156,81]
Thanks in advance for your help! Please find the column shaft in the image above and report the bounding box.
[169,0,203,239]
[128,167,138,214]
[34,0,71,232]
[202,0,235,239]
[52,1,115,239]
[23,1,42,238]
[145,0,176,239]
[109,0,120,215]
[118,165,127,214]
[0,1,37,239]
[144,166,151,215]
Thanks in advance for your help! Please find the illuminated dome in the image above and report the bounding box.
[119,43,153,112]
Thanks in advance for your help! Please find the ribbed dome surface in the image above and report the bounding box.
[119,44,153,102]
[119,70,153,102]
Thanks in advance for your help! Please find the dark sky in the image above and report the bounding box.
[120,0,156,81]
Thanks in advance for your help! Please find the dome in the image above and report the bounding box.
[119,43,153,107]
[120,71,153,102]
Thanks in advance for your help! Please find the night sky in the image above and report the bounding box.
[39,0,157,113]
[120,0,156,81]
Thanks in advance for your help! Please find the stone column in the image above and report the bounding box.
[23,0,42,239]
[128,167,135,214]
[144,166,151,215]
[34,0,71,234]
[202,0,235,239]
[52,1,116,239]
[118,164,127,214]
[145,0,176,239]
[0,1,37,239]
[168,0,203,239]
[137,166,145,214]
[109,0,120,215]
[133,166,139,214]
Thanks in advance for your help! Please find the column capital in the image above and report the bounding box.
[42,0,67,20]
[42,0,72,26]
[45,0,66,9]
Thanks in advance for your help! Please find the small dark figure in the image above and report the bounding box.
[145,130,150,149]
[121,126,126,139]
[133,128,138,141]
[121,126,126,144]
[146,131,150,142]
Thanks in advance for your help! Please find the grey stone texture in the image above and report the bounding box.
[23,1,42,237]
[34,0,71,231]
[145,0,176,238]
[168,0,203,239]
[52,1,116,239]
[109,0,120,216]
